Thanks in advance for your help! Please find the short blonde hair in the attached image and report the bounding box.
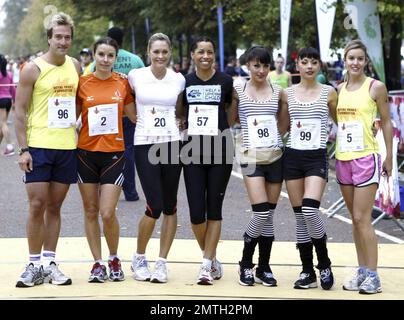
[147,33,172,53]
[46,12,74,39]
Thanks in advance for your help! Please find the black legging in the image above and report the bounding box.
[135,142,182,219]
[183,163,232,224]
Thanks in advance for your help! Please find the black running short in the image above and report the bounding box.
[77,149,125,185]
[0,98,12,112]
[241,156,283,183]
[283,147,328,181]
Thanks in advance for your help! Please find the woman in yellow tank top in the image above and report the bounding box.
[336,39,392,295]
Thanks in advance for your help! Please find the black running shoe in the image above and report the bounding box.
[238,266,255,286]
[319,267,334,290]
[255,268,277,287]
[294,271,317,289]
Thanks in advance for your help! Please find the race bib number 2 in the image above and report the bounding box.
[88,103,118,136]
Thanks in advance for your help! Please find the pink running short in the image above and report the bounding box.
[336,153,381,187]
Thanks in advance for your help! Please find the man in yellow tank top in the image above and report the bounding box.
[267,55,292,89]
[14,12,81,288]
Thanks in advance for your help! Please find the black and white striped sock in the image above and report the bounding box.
[245,202,270,239]
[293,206,311,243]
[261,203,277,237]
[302,198,326,239]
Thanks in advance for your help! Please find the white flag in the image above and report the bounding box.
[280,0,292,63]
[316,0,337,62]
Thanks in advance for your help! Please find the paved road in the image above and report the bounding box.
[1,113,403,245]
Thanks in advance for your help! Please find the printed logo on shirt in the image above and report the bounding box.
[112,90,123,102]
[86,96,95,102]
[186,85,221,103]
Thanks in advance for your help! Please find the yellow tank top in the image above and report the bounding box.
[267,71,289,89]
[27,56,78,150]
[336,77,378,160]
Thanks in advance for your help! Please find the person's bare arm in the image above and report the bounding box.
[71,57,82,76]
[372,81,393,176]
[175,93,187,131]
[15,62,40,172]
[277,89,290,135]
[327,86,338,124]
[226,88,239,127]
[124,102,137,123]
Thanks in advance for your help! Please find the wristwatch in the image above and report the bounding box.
[18,147,29,155]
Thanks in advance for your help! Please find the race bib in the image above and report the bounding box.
[187,104,218,136]
[247,115,277,148]
[88,103,118,136]
[143,105,176,136]
[291,118,321,150]
[337,121,364,152]
[48,97,76,128]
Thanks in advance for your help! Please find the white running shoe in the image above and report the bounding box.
[197,265,213,285]
[44,262,72,285]
[211,258,223,280]
[131,256,151,281]
[150,260,168,283]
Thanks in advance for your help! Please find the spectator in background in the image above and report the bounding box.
[287,52,300,85]
[79,48,93,74]
[224,56,238,77]
[333,53,344,82]
[267,55,291,89]
[365,61,379,81]
[0,54,16,155]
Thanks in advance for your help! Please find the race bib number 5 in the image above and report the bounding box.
[48,97,76,128]
[337,121,364,152]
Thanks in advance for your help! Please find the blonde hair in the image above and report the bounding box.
[147,33,172,53]
[343,39,370,83]
[46,12,74,39]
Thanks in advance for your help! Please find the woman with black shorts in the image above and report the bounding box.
[283,47,337,290]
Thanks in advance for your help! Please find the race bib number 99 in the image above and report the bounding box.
[290,118,321,150]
